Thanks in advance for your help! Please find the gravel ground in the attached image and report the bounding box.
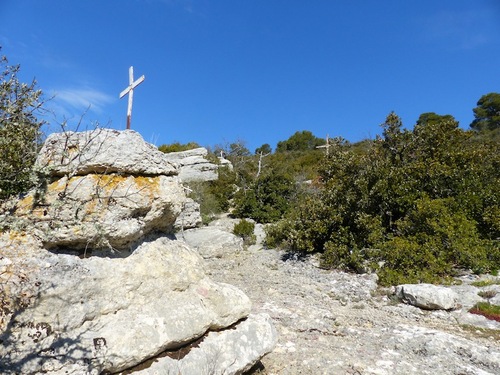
[202,219,500,375]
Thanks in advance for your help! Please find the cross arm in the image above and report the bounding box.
[119,75,145,98]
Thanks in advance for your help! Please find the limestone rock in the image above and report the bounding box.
[0,237,252,374]
[174,198,203,231]
[14,173,187,250]
[162,147,218,182]
[218,156,234,171]
[36,128,178,177]
[131,313,278,375]
[395,284,459,310]
[180,227,244,259]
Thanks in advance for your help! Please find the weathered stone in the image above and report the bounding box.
[36,128,178,177]
[174,198,202,231]
[14,173,187,250]
[180,227,243,259]
[218,156,234,171]
[162,147,218,182]
[0,237,252,374]
[395,284,459,310]
[131,313,278,375]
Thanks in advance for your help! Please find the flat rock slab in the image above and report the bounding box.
[130,313,278,375]
[180,227,243,259]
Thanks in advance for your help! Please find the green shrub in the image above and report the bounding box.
[208,166,238,212]
[267,112,500,285]
[187,181,222,224]
[158,141,200,153]
[233,170,296,223]
[233,219,256,246]
[471,279,500,287]
[0,54,46,200]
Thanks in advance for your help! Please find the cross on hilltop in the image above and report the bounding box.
[316,134,332,155]
[119,66,145,129]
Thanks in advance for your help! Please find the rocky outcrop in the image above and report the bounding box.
[218,155,234,171]
[162,147,218,182]
[10,128,201,250]
[0,130,276,374]
[395,284,459,310]
[0,236,277,374]
[174,199,203,231]
[14,173,187,250]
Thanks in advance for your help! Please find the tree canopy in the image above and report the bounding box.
[276,130,323,152]
[471,92,500,132]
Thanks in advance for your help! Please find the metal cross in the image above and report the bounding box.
[119,66,145,129]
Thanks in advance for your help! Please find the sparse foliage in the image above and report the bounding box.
[158,141,200,153]
[0,54,46,200]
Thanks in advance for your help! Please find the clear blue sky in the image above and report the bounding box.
[1,1,499,152]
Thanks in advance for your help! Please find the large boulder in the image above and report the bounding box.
[395,284,459,310]
[9,129,201,250]
[0,237,254,374]
[13,173,187,250]
[162,147,218,182]
[36,128,178,176]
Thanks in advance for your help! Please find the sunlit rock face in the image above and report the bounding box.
[12,128,201,251]
[0,237,257,374]
[1,130,276,375]
[161,147,219,182]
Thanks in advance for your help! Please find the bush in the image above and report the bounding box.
[158,141,200,153]
[0,54,46,200]
[233,170,296,223]
[267,112,500,285]
[187,181,222,224]
[233,219,256,246]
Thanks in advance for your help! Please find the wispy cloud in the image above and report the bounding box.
[420,9,496,50]
[53,87,115,114]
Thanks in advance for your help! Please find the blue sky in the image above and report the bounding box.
[1,1,499,152]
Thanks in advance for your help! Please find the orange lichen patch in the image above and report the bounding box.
[1,231,42,258]
[16,194,35,212]
[8,230,28,243]
[67,144,80,155]
[89,174,160,199]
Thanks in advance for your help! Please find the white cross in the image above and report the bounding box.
[119,66,145,129]
[316,134,331,155]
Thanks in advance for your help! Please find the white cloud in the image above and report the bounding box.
[53,87,115,114]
